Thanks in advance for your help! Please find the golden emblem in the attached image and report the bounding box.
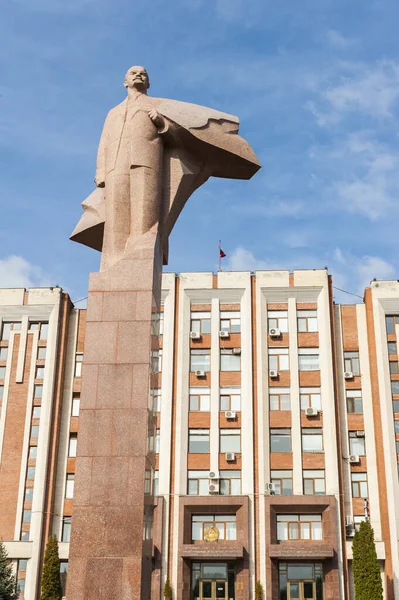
[204,525,220,542]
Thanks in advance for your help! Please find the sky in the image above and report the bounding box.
[1,0,399,305]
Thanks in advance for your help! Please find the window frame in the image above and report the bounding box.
[349,431,366,456]
[346,390,363,414]
[301,428,323,453]
[297,310,318,333]
[187,470,209,495]
[190,349,211,372]
[220,428,241,453]
[189,387,210,412]
[190,312,211,335]
[271,470,293,495]
[270,428,292,453]
[268,348,289,371]
[298,348,320,371]
[303,470,326,495]
[267,310,288,333]
[220,311,241,334]
[191,514,237,541]
[351,472,368,498]
[300,388,321,410]
[344,351,360,375]
[220,349,241,372]
[269,388,291,411]
[277,514,322,541]
[188,429,210,454]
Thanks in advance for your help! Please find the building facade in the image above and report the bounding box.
[1,271,399,600]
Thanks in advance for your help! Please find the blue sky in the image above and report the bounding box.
[1,0,399,304]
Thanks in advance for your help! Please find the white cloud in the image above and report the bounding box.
[331,248,396,298]
[226,248,279,271]
[0,256,51,288]
[326,30,353,49]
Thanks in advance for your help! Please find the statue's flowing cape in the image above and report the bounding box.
[70,98,260,262]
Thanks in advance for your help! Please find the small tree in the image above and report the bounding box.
[255,580,264,599]
[164,577,173,599]
[40,535,62,600]
[0,540,18,600]
[352,520,383,600]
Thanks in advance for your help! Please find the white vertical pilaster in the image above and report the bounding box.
[288,297,301,494]
[210,298,220,473]
[16,316,29,383]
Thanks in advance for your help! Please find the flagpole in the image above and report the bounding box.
[218,240,221,272]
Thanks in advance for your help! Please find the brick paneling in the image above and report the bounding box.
[269,412,292,428]
[270,453,293,469]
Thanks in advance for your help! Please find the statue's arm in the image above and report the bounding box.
[148,109,180,144]
[94,116,109,188]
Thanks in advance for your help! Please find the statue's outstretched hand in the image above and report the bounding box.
[94,177,105,188]
[148,109,165,130]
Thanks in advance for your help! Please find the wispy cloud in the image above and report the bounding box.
[0,256,52,288]
[326,30,356,50]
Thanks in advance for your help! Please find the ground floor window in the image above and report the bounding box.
[192,562,235,600]
[191,515,236,541]
[279,563,323,600]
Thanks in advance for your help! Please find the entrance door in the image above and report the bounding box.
[288,581,315,600]
[199,580,228,600]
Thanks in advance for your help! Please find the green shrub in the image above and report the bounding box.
[40,535,63,600]
[352,520,383,600]
[164,577,173,598]
[255,580,264,599]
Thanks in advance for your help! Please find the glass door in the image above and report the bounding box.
[288,581,315,600]
[199,580,227,600]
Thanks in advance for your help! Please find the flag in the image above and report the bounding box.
[219,248,226,258]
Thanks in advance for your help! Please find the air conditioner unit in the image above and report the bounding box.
[356,431,365,438]
[208,471,219,480]
[345,515,354,527]
[265,482,276,495]
[219,331,229,338]
[346,524,355,538]
[195,370,206,377]
[190,331,201,339]
[305,407,319,417]
[208,482,219,494]
[344,371,354,379]
[269,370,278,378]
[226,452,236,462]
[349,455,360,464]
[232,348,241,355]
[269,328,281,337]
[225,411,236,419]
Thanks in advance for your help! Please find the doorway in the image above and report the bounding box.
[192,562,235,600]
[199,580,228,600]
[288,580,315,599]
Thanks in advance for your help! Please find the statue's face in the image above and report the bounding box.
[124,66,150,91]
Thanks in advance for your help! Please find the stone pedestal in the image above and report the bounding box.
[67,235,161,600]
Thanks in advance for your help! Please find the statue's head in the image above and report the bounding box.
[124,66,150,92]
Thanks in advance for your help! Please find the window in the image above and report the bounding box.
[189,429,210,453]
[270,429,291,452]
[159,312,164,335]
[153,470,159,495]
[392,381,399,395]
[31,425,39,438]
[349,431,365,456]
[271,470,293,495]
[151,349,162,373]
[0,385,3,401]
[27,467,35,480]
[220,311,241,334]
[153,389,161,412]
[32,406,41,418]
[303,470,325,495]
[220,470,241,495]
[386,316,399,335]
[269,388,290,411]
[0,367,5,380]
[20,532,30,541]
[220,349,241,372]
[17,579,26,593]
[25,488,33,501]
[394,400,399,413]
[268,348,289,371]
[297,310,318,332]
[190,349,211,372]
[390,361,399,374]
[60,561,68,597]
[68,434,77,457]
[191,515,236,541]
[344,351,360,375]
[37,347,46,360]
[388,342,397,355]
[35,366,45,379]
[187,470,209,495]
[346,390,363,414]
[1,322,21,341]
[28,446,37,459]
[267,310,288,333]
[22,510,32,523]
[190,312,211,335]
[71,395,80,417]
[39,323,48,340]
[220,429,241,453]
[155,429,160,453]
[34,385,43,399]
[62,517,72,542]
[220,388,241,411]
[351,473,368,498]
[298,348,320,371]
[302,428,323,452]
[0,347,7,360]
[18,559,28,571]
[394,420,399,433]
[354,515,366,531]
[75,353,83,377]
[65,474,75,498]
[189,387,210,412]
[277,515,322,541]
[300,388,321,410]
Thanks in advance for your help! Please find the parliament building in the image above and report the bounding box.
[1,269,399,600]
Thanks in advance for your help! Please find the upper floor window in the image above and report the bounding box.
[268,348,289,371]
[32,406,41,419]
[0,385,4,401]
[71,395,80,417]
[269,388,291,411]
[386,316,399,335]
[220,470,241,495]
[388,342,397,355]
[220,349,241,372]
[187,470,209,495]
[29,322,48,339]
[344,351,360,375]
[188,429,210,453]
[346,390,362,414]
[159,312,164,336]
[351,472,368,498]
[191,312,211,335]
[190,349,210,372]
[394,419,399,433]
[152,389,161,412]
[297,310,318,333]
[189,387,210,411]
[271,470,292,495]
[349,431,365,456]
[1,321,21,341]
[153,470,159,496]
[277,514,322,541]
[65,474,75,499]
[298,348,320,371]
[394,400,399,413]
[220,429,241,453]
[220,388,241,411]
[37,347,46,360]
[34,385,43,399]
[302,428,323,453]
[0,367,5,380]
[151,349,162,373]
[220,311,241,334]
[270,428,291,452]
[300,388,321,410]
[0,347,8,360]
[155,429,160,454]
[68,434,77,457]
[62,517,72,542]
[267,310,288,333]
[74,354,83,377]
[390,361,399,374]
[35,366,45,380]
[192,514,236,541]
[392,381,399,395]
[303,470,325,495]
[31,425,39,439]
